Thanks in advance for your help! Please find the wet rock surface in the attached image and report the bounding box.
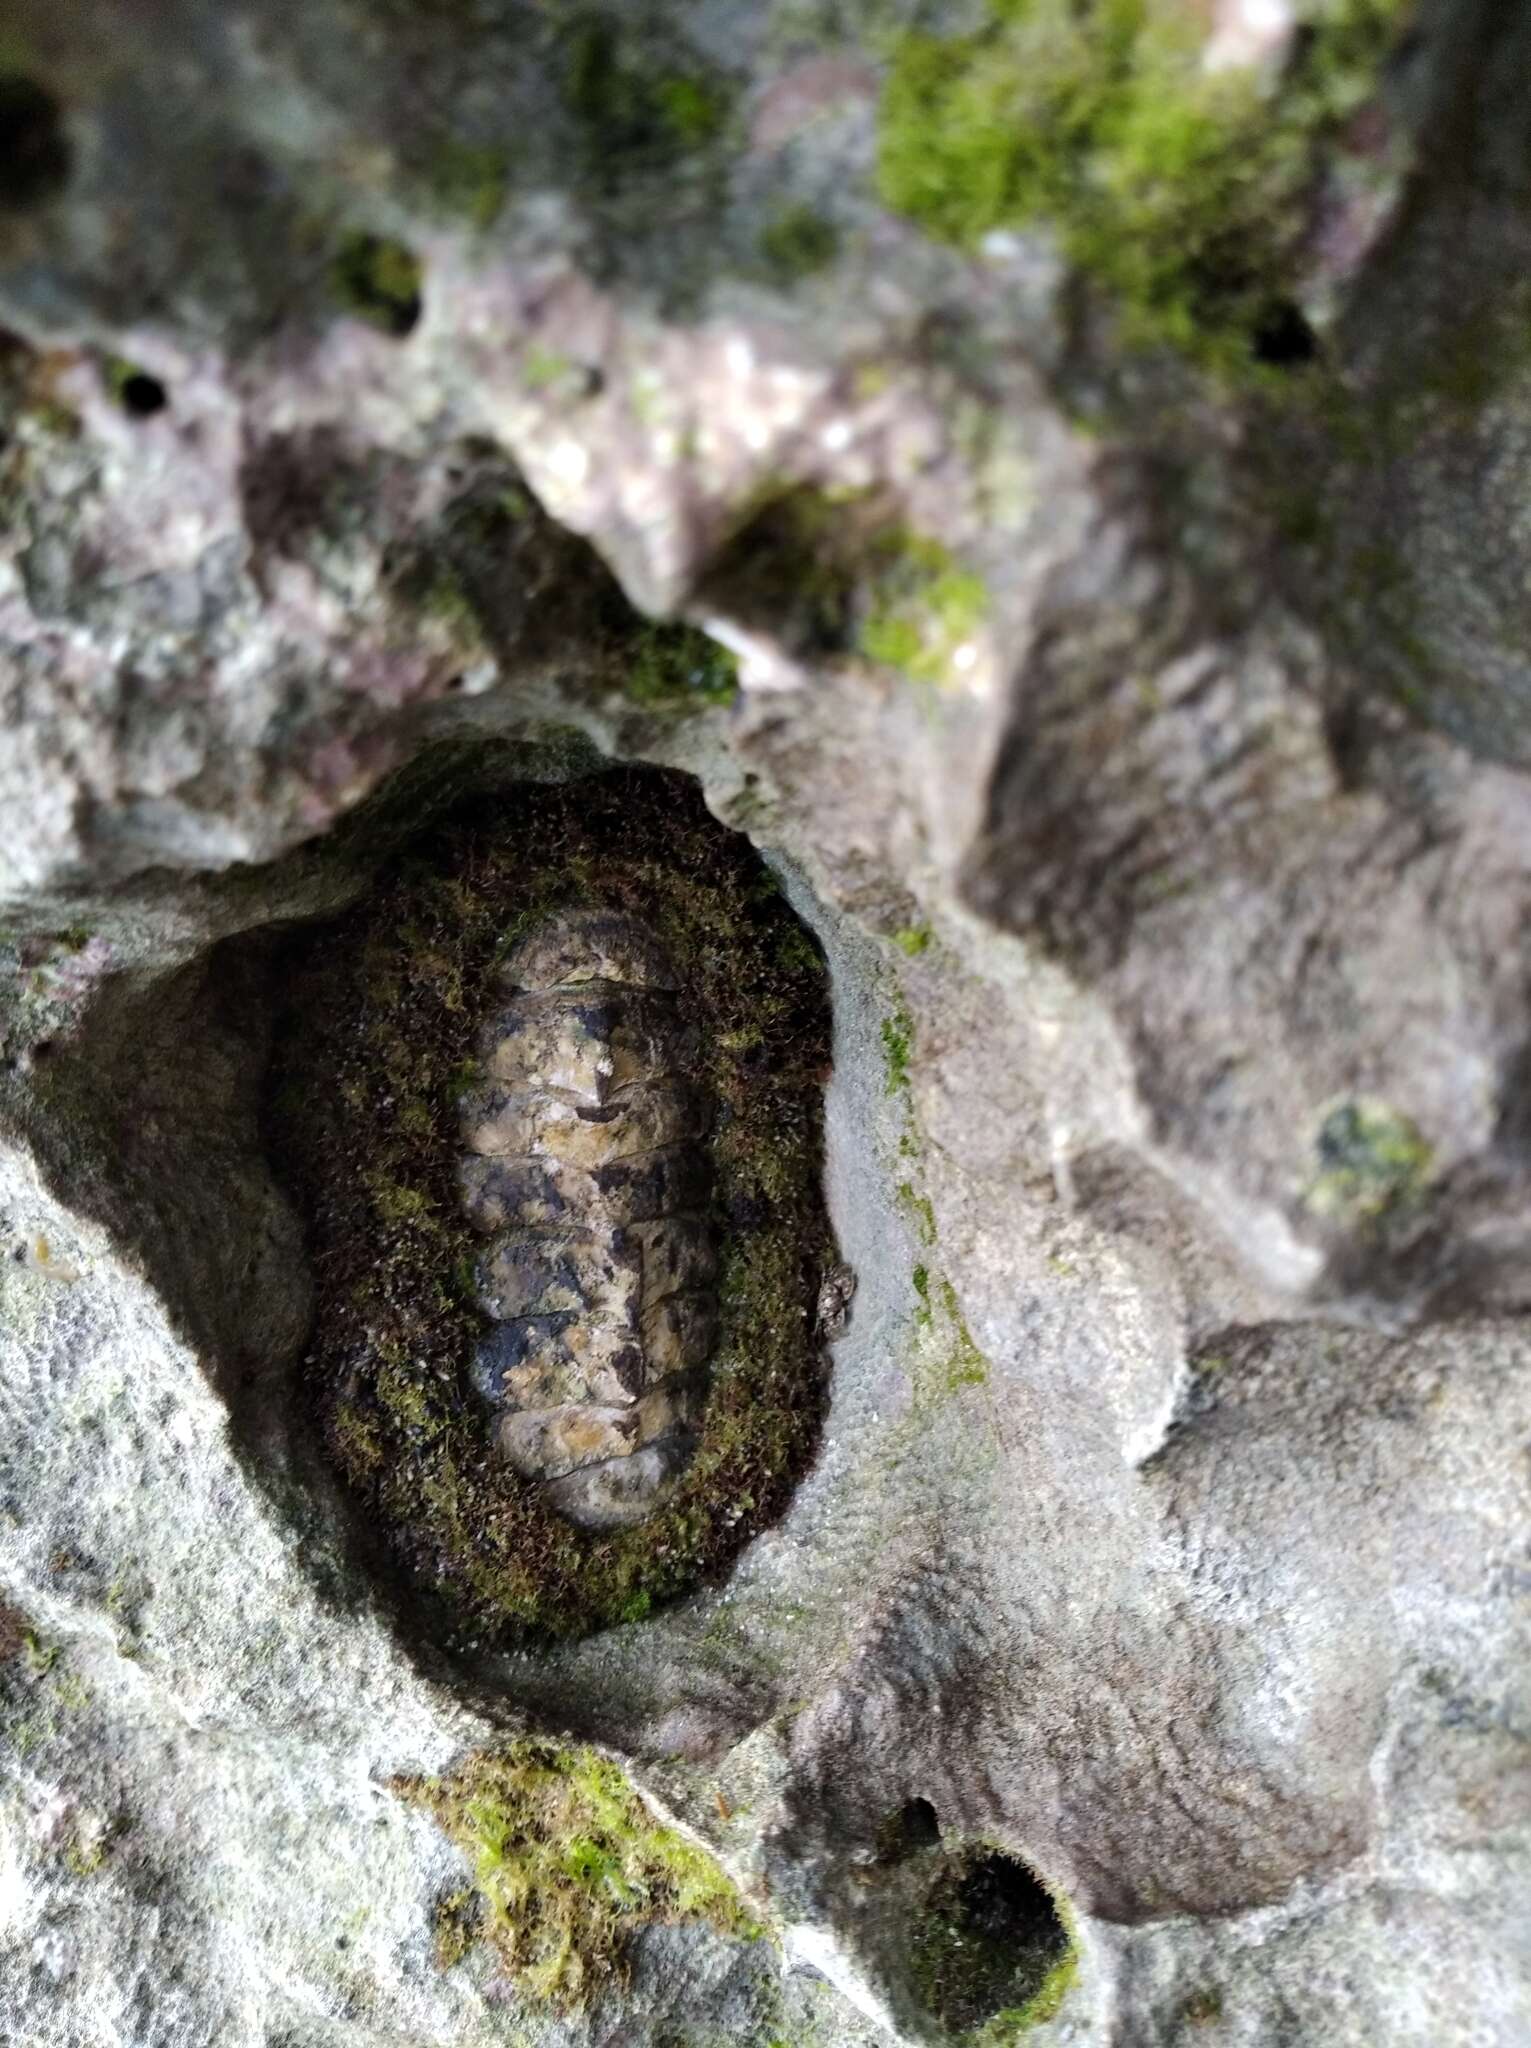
[0,2,1529,2046]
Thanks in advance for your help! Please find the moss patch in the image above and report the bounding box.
[624,621,740,712]
[330,231,423,336]
[759,203,840,283]
[1305,1096,1431,1226]
[858,530,987,689]
[424,141,510,229]
[878,0,1411,374]
[881,998,914,1094]
[702,486,985,689]
[560,12,731,188]
[909,1846,1077,2041]
[397,1740,762,2009]
[265,764,833,1644]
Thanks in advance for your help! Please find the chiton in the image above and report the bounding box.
[266,763,835,1642]
[456,908,718,1530]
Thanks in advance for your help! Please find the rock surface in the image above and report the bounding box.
[1,1,1529,2046]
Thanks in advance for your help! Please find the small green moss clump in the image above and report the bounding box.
[561,14,730,186]
[759,203,840,282]
[330,232,424,336]
[425,141,510,229]
[396,1741,762,2009]
[892,924,933,957]
[99,358,168,417]
[704,484,986,689]
[859,531,986,688]
[265,763,832,1643]
[881,1001,914,1094]
[1305,1097,1432,1225]
[908,1847,1077,2042]
[624,622,740,711]
[878,0,1412,372]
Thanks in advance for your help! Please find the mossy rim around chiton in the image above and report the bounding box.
[264,764,834,1645]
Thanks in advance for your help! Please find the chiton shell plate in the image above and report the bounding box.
[456,909,716,1529]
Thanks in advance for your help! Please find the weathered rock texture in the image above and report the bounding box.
[0,1,1529,2045]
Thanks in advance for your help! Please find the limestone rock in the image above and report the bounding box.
[0,0,1528,2044]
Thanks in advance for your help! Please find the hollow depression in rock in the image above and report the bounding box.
[264,762,835,1644]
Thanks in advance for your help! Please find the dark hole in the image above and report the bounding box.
[118,373,167,418]
[330,233,423,339]
[908,1848,1072,2035]
[876,1796,941,1863]
[1251,299,1320,368]
[1322,694,1367,791]
[0,75,71,211]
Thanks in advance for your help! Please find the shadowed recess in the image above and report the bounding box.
[908,1846,1075,2040]
[0,75,71,211]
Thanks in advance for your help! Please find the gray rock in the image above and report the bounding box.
[0,0,1528,2044]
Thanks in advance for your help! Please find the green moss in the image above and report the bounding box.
[857,529,987,689]
[898,1180,937,1245]
[859,533,986,689]
[330,232,423,336]
[937,1278,988,1389]
[708,489,984,690]
[523,346,574,395]
[877,0,1412,373]
[759,204,840,282]
[22,1631,57,1677]
[561,14,731,185]
[1305,1097,1432,1225]
[265,763,832,1644]
[881,1001,914,1094]
[624,622,740,712]
[396,1740,763,2008]
[908,1845,1077,2041]
[431,1885,482,1968]
[425,141,510,229]
[971,1949,1079,2040]
[892,924,932,957]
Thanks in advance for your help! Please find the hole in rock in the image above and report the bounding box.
[1250,297,1320,368]
[908,1847,1074,2037]
[263,759,836,1649]
[116,371,168,417]
[875,1796,941,1863]
[330,231,423,337]
[0,75,70,211]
